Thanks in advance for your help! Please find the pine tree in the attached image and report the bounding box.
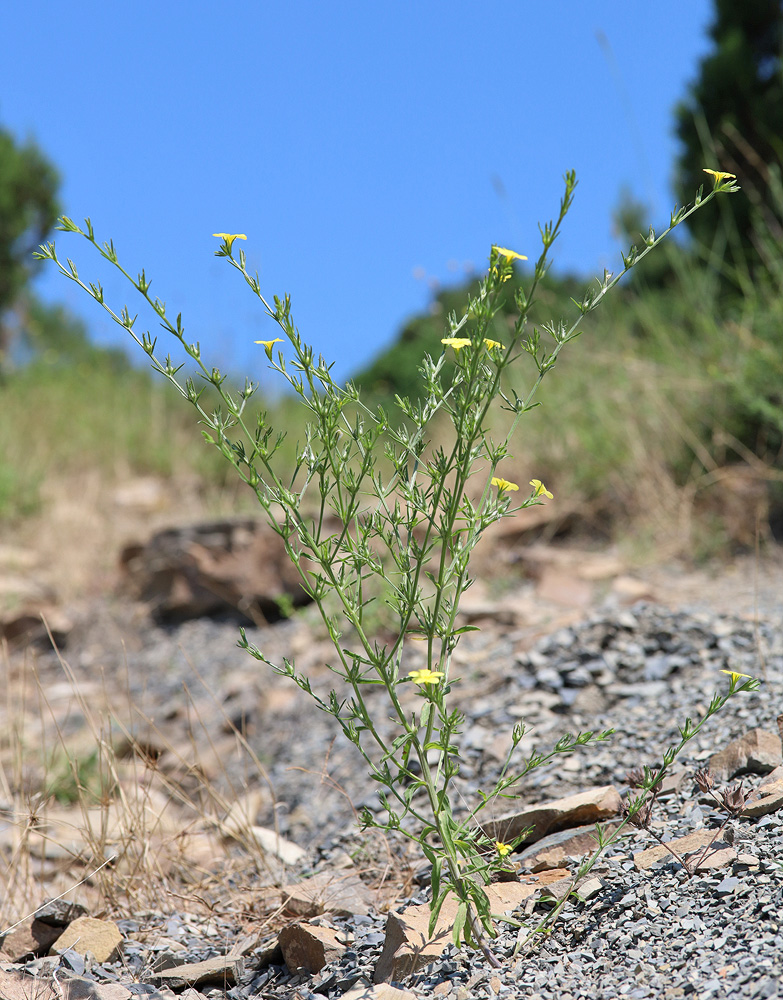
[674,0,783,277]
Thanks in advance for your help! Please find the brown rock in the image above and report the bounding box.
[1,606,72,649]
[119,518,312,624]
[708,728,782,782]
[633,829,736,872]
[53,917,123,963]
[692,846,738,870]
[342,984,419,1000]
[656,770,687,799]
[154,955,243,988]
[482,786,622,845]
[0,969,57,1000]
[59,977,133,1000]
[278,922,345,974]
[518,544,623,580]
[536,566,594,609]
[373,871,570,983]
[0,917,62,960]
[611,576,656,605]
[743,766,783,818]
[281,870,374,918]
[245,825,306,865]
[517,823,617,872]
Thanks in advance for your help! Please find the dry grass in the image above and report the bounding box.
[0,614,411,935]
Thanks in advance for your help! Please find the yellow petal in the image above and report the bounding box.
[408,669,445,685]
[484,339,503,350]
[213,233,247,252]
[493,246,528,262]
[441,337,472,352]
[255,338,284,348]
[720,669,753,684]
[491,477,519,492]
[530,479,554,500]
[702,169,737,186]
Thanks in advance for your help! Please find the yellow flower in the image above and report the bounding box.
[408,668,445,686]
[491,477,519,493]
[441,337,472,352]
[255,338,284,349]
[493,246,528,262]
[703,169,737,187]
[213,233,247,252]
[530,479,553,500]
[495,841,512,857]
[720,669,753,685]
[484,339,503,350]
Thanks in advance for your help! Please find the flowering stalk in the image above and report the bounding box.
[35,169,738,955]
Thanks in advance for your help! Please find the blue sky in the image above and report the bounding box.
[2,1,713,384]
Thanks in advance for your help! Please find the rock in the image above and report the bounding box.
[35,899,89,926]
[518,544,624,580]
[118,518,312,624]
[242,825,306,865]
[218,789,264,839]
[0,968,57,1000]
[482,786,622,845]
[575,876,605,901]
[517,823,618,872]
[281,870,374,918]
[53,917,123,963]
[1,606,72,649]
[535,567,594,609]
[0,917,63,960]
[278,922,345,974]
[633,829,736,872]
[693,846,739,870]
[58,976,133,1000]
[343,985,419,1000]
[656,770,687,799]
[153,955,243,988]
[611,576,656,604]
[743,766,783,818]
[708,728,782,782]
[373,871,570,983]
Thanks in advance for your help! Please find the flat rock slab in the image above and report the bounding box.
[281,870,374,917]
[374,870,571,983]
[482,785,622,845]
[153,955,243,988]
[53,917,123,963]
[743,765,783,818]
[0,917,63,961]
[708,727,782,781]
[247,825,306,865]
[633,829,736,872]
[0,969,58,1000]
[516,822,618,872]
[58,976,133,1000]
[278,922,345,974]
[343,985,418,1000]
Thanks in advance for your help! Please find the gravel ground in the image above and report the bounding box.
[13,583,783,998]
